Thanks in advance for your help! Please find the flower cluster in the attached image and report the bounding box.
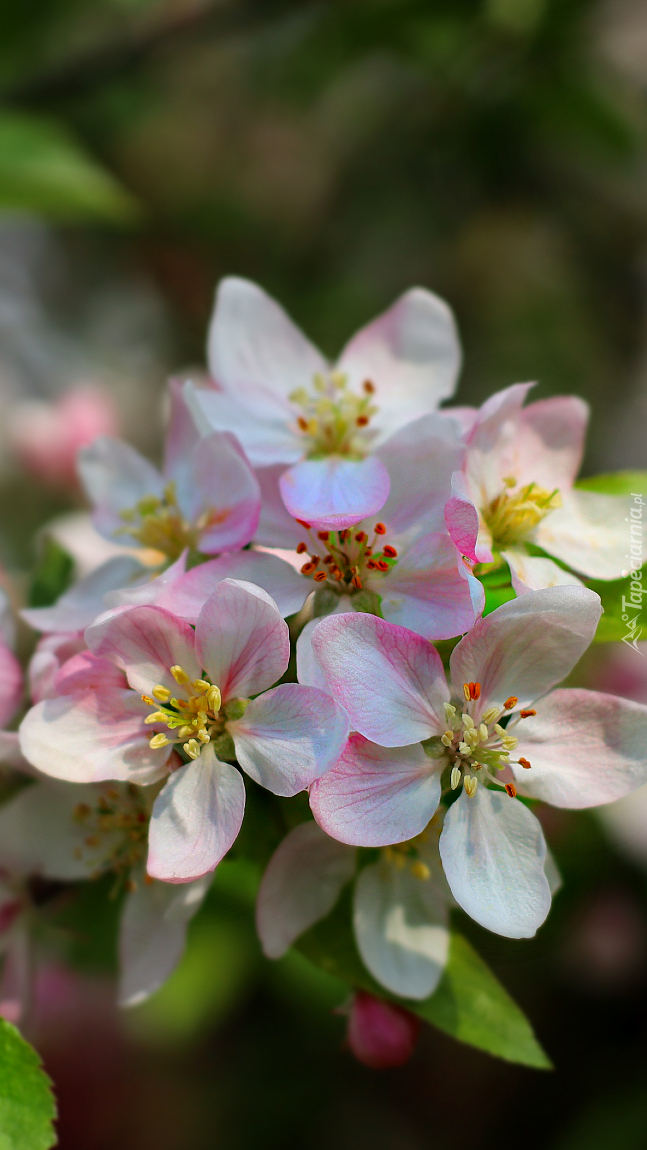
[2,276,646,1066]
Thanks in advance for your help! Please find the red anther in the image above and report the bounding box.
[365,547,373,557]
[374,522,387,535]
[317,531,330,542]
[355,531,367,543]
[469,682,481,701]
[382,545,398,559]
[339,529,350,543]
[363,380,376,394]
[376,560,389,572]
[351,575,363,589]
[323,554,334,565]
[505,783,517,798]
[311,555,321,567]
[504,696,518,710]
[356,415,369,426]
[520,709,536,718]
[296,542,308,554]
[297,416,309,431]
[313,571,327,582]
[333,570,343,581]
[366,559,377,570]
[301,562,316,575]
[518,758,532,770]
[295,519,311,529]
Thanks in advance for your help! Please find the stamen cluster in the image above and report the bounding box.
[437,684,534,800]
[296,521,397,593]
[72,785,149,877]
[143,666,233,761]
[483,478,562,549]
[289,373,378,459]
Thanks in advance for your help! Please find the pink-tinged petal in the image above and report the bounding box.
[518,395,588,491]
[119,869,210,1006]
[86,605,200,696]
[279,456,390,531]
[229,684,350,795]
[28,632,87,704]
[353,860,449,998]
[256,821,356,958]
[163,377,201,481]
[159,550,306,624]
[534,490,629,580]
[337,287,461,440]
[464,382,535,502]
[311,613,449,747]
[19,690,172,784]
[147,747,245,882]
[375,413,464,535]
[444,472,493,564]
[0,641,22,728]
[347,991,421,1069]
[176,431,261,553]
[511,688,647,808]
[310,734,440,846]
[208,277,328,413]
[439,786,551,938]
[104,552,188,612]
[599,781,647,866]
[379,532,482,640]
[296,597,354,689]
[253,464,305,548]
[184,383,301,467]
[466,382,535,453]
[22,556,148,634]
[0,588,15,649]
[440,406,478,438]
[502,548,583,595]
[449,586,601,719]
[195,579,289,700]
[53,651,126,695]
[77,437,164,540]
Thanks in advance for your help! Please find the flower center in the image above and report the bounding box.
[289,372,378,459]
[483,477,562,549]
[72,784,150,875]
[428,682,536,799]
[295,521,398,595]
[382,831,433,882]
[143,665,247,762]
[117,480,230,561]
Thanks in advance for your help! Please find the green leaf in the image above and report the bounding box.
[0,111,139,223]
[576,471,647,497]
[478,567,516,615]
[0,1018,57,1150]
[586,575,642,644]
[28,537,73,608]
[295,894,551,1068]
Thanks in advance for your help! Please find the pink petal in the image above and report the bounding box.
[104,552,188,612]
[77,437,164,540]
[147,746,245,882]
[337,287,461,441]
[86,605,200,696]
[19,690,172,784]
[444,472,493,564]
[511,688,647,808]
[54,651,127,695]
[253,464,305,548]
[176,431,261,553]
[256,821,356,958]
[534,490,629,580]
[207,277,327,416]
[163,377,201,480]
[0,641,22,728]
[449,586,601,719]
[439,786,551,938]
[311,612,449,747]
[310,733,441,846]
[158,550,306,623]
[375,413,464,535]
[279,456,390,531]
[185,384,301,467]
[518,395,588,491]
[22,556,149,635]
[195,578,289,701]
[229,683,350,795]
[379,531,483,640]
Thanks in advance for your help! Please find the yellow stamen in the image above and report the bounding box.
[152,685,172,703]
[411,861,431,881]
[149,733,170,749]
[463,776,478,797]
[450,766,462,790]
[171,666,191,685]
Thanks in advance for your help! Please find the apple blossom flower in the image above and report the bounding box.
[9,384,119,490]
[78,379,260,561]
[185,277,461,530]
[345,991,421,1069]
[444,382,630,592]
[309,586,647,938]
[0,779,210,1007]
[256,817,451,1000]
[19,579,349,883]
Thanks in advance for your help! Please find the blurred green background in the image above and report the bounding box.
[2,0,647,1146]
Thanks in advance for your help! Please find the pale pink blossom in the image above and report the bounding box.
[444,383,630,591]
[9,385,119,489]
[20,580,349,883]
[79,379,260,560]
[309,587,647,938]
[257,818,451,1000]
[185,277,461,530]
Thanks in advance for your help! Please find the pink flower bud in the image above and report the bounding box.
[346,991,421,1069]
[9,385,119,489]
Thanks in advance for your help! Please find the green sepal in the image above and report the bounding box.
[350,588,382,616]
[295,893,552,1069]
[28,537,74,609]
[0,1018,57,1150]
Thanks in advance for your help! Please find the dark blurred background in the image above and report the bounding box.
[1,0,647,1146]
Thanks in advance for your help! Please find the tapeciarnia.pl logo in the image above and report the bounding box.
[622,493,645,654]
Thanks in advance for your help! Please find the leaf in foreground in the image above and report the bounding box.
[0,1018,57,1150]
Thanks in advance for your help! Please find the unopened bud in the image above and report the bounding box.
[346,991,421,1069]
